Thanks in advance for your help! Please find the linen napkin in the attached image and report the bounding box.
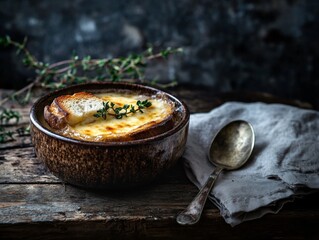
[182,102,319,226]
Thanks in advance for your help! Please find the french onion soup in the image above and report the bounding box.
[44,90,176,142]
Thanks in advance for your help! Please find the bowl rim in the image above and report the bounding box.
[30,82,190,147]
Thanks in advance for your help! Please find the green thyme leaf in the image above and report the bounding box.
[94,100,152,120]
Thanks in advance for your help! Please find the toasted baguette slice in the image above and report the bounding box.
[44,92,104,129]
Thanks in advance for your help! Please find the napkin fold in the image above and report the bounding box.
[182,102,319,226]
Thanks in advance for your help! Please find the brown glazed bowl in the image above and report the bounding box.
[30,82,189,189]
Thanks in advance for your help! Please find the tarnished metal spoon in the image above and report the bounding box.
[176,120,255,225]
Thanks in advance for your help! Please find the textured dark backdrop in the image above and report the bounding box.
[0,0,318,105]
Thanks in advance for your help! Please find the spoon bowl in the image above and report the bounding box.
[176,120,255,225]
[209,120,254,170]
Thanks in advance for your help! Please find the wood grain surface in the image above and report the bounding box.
[1,87,318,240]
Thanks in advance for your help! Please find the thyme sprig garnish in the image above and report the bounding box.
[0,109,21,125]
[0,127,14,143]
[0,108,30,143]
[94,100,152,120]
[0,35,182,105]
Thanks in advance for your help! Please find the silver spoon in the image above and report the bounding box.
[176,120,255,225]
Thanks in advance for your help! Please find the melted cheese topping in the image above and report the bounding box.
[60,91,174,142]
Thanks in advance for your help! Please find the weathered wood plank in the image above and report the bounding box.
[1,216,318,240]
[1,183,317,223]
[0,133,32,150]
[0,147,59,183]
[0,183,318,239]
[1,220,319,240]
[0,183,203,223]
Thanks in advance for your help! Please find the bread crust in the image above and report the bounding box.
[44,100,67,129]
[44,92,100,129]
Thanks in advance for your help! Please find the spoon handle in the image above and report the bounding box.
[176,167,223,225]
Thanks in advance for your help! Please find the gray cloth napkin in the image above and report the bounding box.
[182,102,319,226]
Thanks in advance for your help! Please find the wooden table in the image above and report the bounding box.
[1,87,318,240]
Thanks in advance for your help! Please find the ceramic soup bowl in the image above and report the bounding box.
[30,82,189,189]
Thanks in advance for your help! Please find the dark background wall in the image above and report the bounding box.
[0,0,318,106]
